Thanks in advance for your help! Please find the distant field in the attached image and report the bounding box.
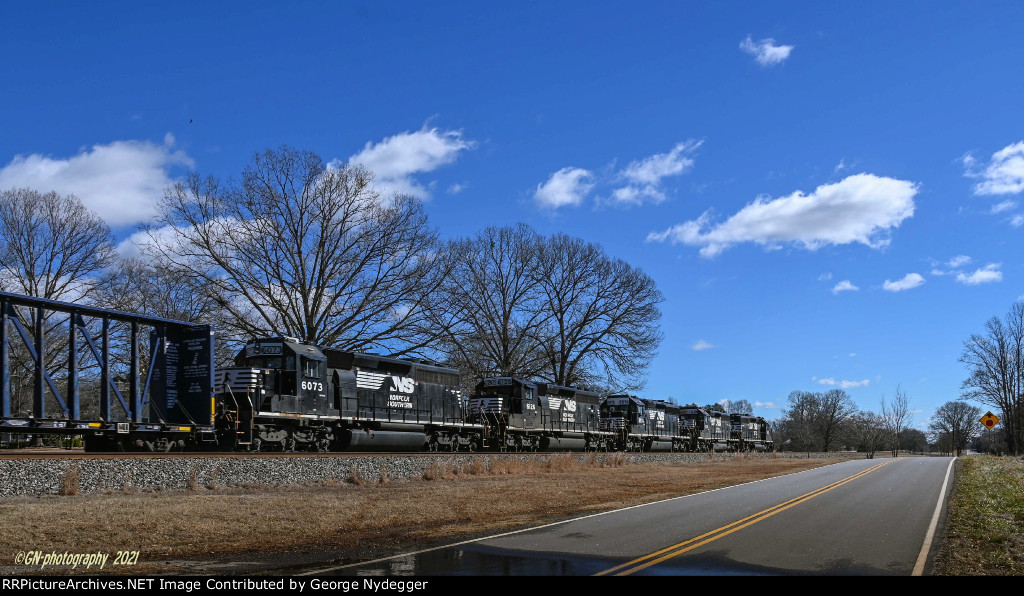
[0,454,844,575]
[935,455,1024,575]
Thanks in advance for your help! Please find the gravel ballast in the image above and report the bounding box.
[0,451,864,497]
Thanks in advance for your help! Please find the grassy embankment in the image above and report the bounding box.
[0,453,844,575]
[935,455,1024,575]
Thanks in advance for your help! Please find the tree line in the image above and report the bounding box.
[0,146,663,416]
[959,302,1024,455]
[3,144,1013,448]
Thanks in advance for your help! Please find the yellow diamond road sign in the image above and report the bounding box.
[980,411,999,429]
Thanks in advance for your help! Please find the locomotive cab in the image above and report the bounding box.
[470,377,543,450]
[471,378,541,427]
[600,394,650,450]
[231,338,333,416]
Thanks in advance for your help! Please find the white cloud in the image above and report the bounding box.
[817,377,870,389]
[753,401,778,409]
[0,134,192,227]
[692,339,715,351]
[534,167,594,209]
[118,218,246,264]
[991,200,1016,214]
[957,263,1002,285]
[1012,214,1024,227]
[849,353,856,357]
[344,127,474,200]
[647,173,918,258]
[947,255,972,268]
[967,141,1024,195]
[932,256,972,276]
[447,182,468,194]
[818,272,833,281]
[883,273,925,292]
[832,280,858,294]
[610,141,701,206]
[740,35,794,66]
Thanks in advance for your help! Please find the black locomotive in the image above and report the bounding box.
[468,377,606,451]
[213,337,480,452]
[212,339,776,452]
[468,379,774,453]
[0,290,772,454]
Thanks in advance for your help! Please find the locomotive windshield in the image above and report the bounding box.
[479,385,514,396]
[246,356,282,369]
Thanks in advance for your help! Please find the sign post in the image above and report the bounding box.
[979,411,999,454]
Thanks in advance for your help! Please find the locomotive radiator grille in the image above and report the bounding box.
[214,368,261,393]
[469,397,503,414]
[600,417,626,431]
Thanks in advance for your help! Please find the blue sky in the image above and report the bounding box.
[2,2,1023,431]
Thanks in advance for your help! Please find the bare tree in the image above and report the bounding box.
[718,399,753,414]
[98,258,217,324]
[784,390,820,454]
[900,428,929,454]
[430,225,547,386]
[0,188,116,417]
[431,225,663,393]
[0,188,115,301]
[848,410,887,458]
[532,233,663,390]
[960,303,1024,455]
[729,399,754,415]
[881,384,912,457]
[817,389,857,452]
[143,147,451,356]
[928,400,982,457]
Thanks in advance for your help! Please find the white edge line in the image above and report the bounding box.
[297,456,876,576]
[912,456,956,576]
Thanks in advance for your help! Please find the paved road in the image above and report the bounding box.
[311,456,955,576]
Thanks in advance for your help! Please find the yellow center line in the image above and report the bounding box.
[596,460,894,576]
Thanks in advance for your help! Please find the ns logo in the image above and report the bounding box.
[390,376,415,394]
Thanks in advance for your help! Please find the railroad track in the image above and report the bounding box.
[0,450,563,460]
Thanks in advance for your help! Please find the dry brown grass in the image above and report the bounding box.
[186,466,199,491]
[462,458,488,475]
[0,455,845,575]
[422,461,452,481]
[58,467,80,496]
[347,467,366,486]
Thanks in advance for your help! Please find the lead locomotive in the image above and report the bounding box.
[214,337,481,452]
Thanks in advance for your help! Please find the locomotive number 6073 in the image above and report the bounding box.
[301,381,324,392]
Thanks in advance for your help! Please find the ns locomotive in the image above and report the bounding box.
[81,335,771,453]
[468,377,774,453]
[212,345,774,453]
[213,337,481,452]
[0,290,770,453]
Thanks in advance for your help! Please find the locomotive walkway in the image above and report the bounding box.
[309,456,955,576]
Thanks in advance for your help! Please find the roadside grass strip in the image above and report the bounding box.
[596,460,894,576]
[935,456,1024,575]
